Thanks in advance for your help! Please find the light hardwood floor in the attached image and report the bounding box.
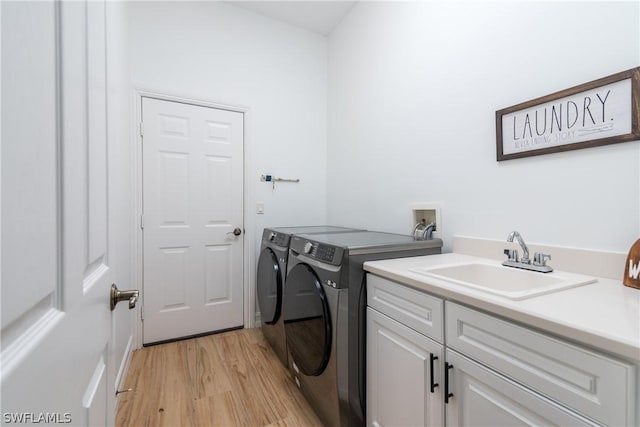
[116,328,323,427]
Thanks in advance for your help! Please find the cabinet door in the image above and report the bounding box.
[445,350,598,427]
[367,308,444,427]
[446,302,635,426]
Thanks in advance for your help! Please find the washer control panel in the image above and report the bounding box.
[312,244,337,262]
[262,229,290,248]
[289,237,343,265]
[303,242,314,254]
[302,241,336,262]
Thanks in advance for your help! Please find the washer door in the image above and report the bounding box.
[283,263,331,376]
[256,247,282,325]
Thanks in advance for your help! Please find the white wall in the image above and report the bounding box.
[328,1,640,253]
[128,2,331,263]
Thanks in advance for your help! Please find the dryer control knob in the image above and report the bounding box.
[268,232,276,241]
[303,242,314,254]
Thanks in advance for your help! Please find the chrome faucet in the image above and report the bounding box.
[507,231,530,263]
[503,231,553,273]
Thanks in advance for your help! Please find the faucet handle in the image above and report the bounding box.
[503,249,518,262]
[533,252,551,266]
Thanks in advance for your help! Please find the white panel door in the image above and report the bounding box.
[142,97,244,344]
[1,1,125,425]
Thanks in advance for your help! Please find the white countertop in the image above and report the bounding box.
[364,253,640,361]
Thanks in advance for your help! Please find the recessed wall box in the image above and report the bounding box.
[411,203,442,240]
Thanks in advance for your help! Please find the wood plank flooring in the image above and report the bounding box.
[116,328,323,427]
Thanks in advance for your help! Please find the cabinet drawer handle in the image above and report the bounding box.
[444,362,454,404]
[429,353,439,393]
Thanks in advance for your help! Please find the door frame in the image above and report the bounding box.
[132,89,256,348]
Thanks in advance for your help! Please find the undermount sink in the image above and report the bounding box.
[409,262,597,300]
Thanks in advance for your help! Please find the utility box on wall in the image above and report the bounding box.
[411,203,442,240]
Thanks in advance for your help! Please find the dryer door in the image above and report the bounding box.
[283,263,331,376]
[256,247,283,325]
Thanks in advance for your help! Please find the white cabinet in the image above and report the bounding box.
[444,350,598,426]
[446,301,636,427]
[368,274,444,342]
[367,308,444,427]
[366,274,638,427]
[366,274,445,427]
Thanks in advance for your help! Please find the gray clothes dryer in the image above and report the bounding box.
[256,226,364,367]
[283,231,442,426]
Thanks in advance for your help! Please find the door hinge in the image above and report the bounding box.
[140,305,144,321]
[140,215,144,229]
[139,122,144,137]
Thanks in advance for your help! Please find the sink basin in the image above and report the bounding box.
[409,262,597,300]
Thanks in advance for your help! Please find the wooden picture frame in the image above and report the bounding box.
[496,67,640,161]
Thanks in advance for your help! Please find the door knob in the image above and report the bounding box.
[110,284,139,311]
[227,227,242,236]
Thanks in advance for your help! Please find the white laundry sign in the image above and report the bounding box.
[496,68,639,161]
